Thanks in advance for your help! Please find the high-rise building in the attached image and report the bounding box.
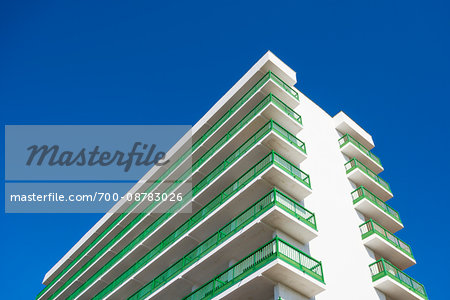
[37,51,427,300]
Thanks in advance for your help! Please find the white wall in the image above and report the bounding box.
[296,91,386,300]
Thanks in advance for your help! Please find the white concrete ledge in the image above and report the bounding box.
[334,111,375,150]
[363,234,416,270]
[374,276,426,300]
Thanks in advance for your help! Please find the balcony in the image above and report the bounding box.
[259,93,303,134]
[339,134,383,174]
[37,69,302,300]
[360,220,415,269]
[60,125,308,300]
[174,237,325,300]
[192,70,300,153]
[186,92,306,189]
[352,187,403,233]
[66,149,311,300]
[333,111,375,150]
[345,158,393,201]
[91,189,318,299]
[263,189,317,243]
[370,259,427,300]
[48,122,307,300]
[260,71,300,108]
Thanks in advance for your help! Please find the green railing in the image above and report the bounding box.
[191,119,305,196]
[270,93,302,124]
[37,70,298,300]
[191,71,298,151]
[338,134,382,166]
[360,219,414,259]
[181,237,324,300]
[352,187,401,223]
[269,73,299,100]
[370,258,427,299]
[190,92,302,182]
[126,190,316,300]
[345,158,391,192]
[66,124,308,300]
[37,72,301,298]
[95,188,316,299]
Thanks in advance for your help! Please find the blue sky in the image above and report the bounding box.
[1,0,448,298]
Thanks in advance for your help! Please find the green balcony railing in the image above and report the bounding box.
[344,158,391,193]
[338,133,382,166]
[181,237,324,300]
[370,258,427,299]
[125,190,316,300]
[42,82,301,300]
[37,70,299,300]
[66,124,308,300]
[191,71,298,151]
[360,219,413,259]
[191,120,306,196]
[94,188,316,299]
[352,187,401,224]
[190,92,302,179]
[270,73,299,100]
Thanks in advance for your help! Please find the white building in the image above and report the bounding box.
[37,51,427,300]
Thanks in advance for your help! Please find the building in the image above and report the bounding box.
[36,51,427,300]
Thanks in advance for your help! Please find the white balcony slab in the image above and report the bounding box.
[334,111,375,150]
[341,141,383,174]
[215,260,326,300]
[347,168,393,201]
[354,199,403,233]
[374,276,427,300]
[363,234,416,269]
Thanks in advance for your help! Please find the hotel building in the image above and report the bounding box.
[37,51,427,300]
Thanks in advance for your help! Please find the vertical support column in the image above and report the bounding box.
[274,283,308,300]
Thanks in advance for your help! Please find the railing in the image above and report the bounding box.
[360,219,413,259]
[352,187,401,223]
[270,93,302,124]
[339,133,381,166]
[370,258,427,299]
[126,191,316,300]
[44,89,306,296]
[273,153,310,187]
[191,92,301,172]
[64,123,308,299]
[192,120,306,195]
[95,188,316,299]
[274,189,316,229]
[269,72,299,100]
[37,70,299,300]
[345,158,391,192]
[181,237,324,300]
[180,93,302,197]
[192,71,298,151]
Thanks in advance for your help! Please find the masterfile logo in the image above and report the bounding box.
[4,125,192,213]
[26,142,169,172]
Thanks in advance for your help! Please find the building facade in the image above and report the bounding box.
[37,52,427,300]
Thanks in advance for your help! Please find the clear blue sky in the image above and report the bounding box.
[1,0,448,298]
